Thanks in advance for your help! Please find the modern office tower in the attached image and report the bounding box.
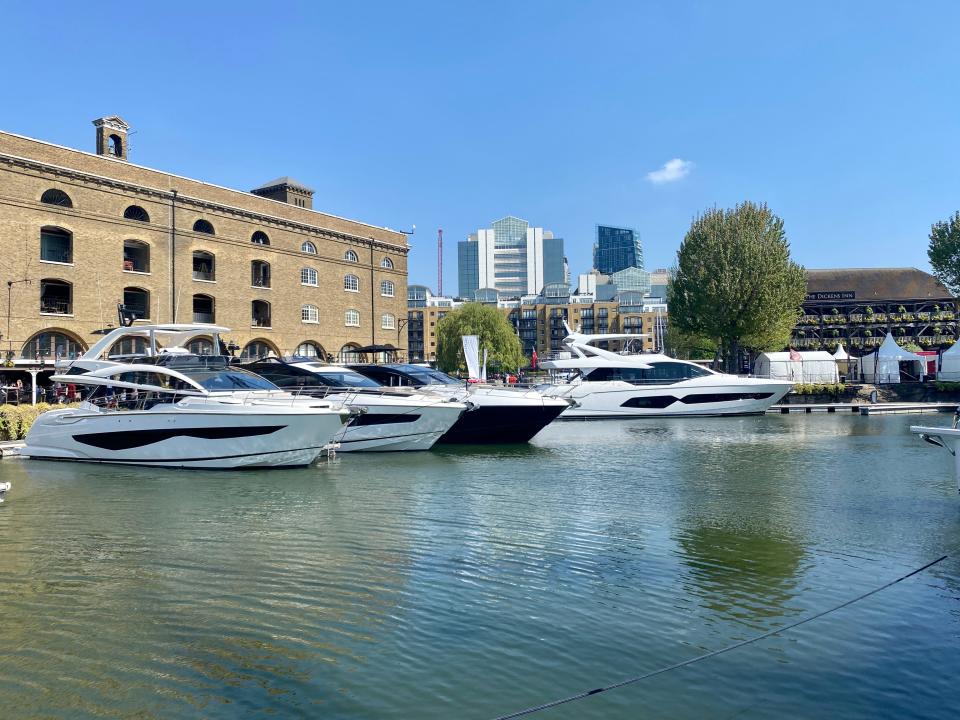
[457,216,565,298]
[594,225,643,275]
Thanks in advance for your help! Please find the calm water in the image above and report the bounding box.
[1,414,959,719]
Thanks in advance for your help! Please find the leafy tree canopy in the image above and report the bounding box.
[435,303,526,374]
[928,211,960,294]
[669,202,806,372]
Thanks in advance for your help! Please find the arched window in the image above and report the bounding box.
[344,274,360,292]
[380,257,394,269]
[345,309,360,327]
[302,304,319,324]
[123,240,150,272]
[241,340,277,361]
[301,241,317,254]
[192,294,215,323]
[21,330,85,360]
[251,231,270,245]
[108,134,123,157]
[381,313,396,330]
[40,227,72,264]
[252,300,271,327]
[295,341,323,358]
[193,219,215,235]
[123,287,150,320]
[338,344,362,363]
[193,251,215,281]
[188,337,215,355]
[109,336,149,358]
[251,260,271,288]
[344,249,359,262]
[301,267,318,286]
[380,280,395,297]
[123,205,150,222]
[40,189,73,207]
[40,279,72,315]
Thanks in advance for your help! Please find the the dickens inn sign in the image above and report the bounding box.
[805,291,856,301]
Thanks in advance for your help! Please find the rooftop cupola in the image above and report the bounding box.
[251,177,314,209]
[92,115,130,161]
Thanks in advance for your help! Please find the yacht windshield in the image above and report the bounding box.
[308,369,382,388]
[584,362,712,385]
[392,365,461,385]
[180,368,280,391]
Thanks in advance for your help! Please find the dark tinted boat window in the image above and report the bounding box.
[586,362,711,384]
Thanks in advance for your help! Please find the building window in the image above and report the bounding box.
[40,226,72,264]
[123,240,150,272]
[188,337,214,355]
[193,219,215,235]
[338,344,362,362]
[192,294,215,323]
[192,251,215,281]
[251,230,270,245]
[345,309,360,327]
[295,341,322,358]
[122,287,150,320]
[124,205,150,222]
[380,280,395,297]
[344,249,359,262]
[40,279,72,315]
[20,331,84,360]
[301,267,318,286]
[108,337,147,357]
[40,189,73,207]
[302,304,319,323]
[252,300,271,328]
[344,274,360,292]
[241,340,276,360]
[301,241,317,254]
[380,257,394,269]
[251,260,271,288]
[381,313,396,330]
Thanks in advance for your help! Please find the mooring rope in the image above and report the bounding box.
[492,553,949,720]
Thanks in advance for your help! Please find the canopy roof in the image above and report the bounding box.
[832,343,849,360]
[867,332,927,362]
[758,351,836,361]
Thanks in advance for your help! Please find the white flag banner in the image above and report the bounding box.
[462,335,481,380]
[481,348,488,382]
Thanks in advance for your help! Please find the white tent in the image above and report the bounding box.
[937,340,960,381]
[754,351,839,383]
[832,343,849,361]
[859,333,927,384]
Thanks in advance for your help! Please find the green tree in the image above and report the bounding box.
[669,202,806,373]
[435,303,526,374]
[928,211,960,294]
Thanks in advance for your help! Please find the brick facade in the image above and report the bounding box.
[0,124,408,362]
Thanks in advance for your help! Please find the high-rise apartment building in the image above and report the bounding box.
[594,225,643,275]
[457,216,564,298]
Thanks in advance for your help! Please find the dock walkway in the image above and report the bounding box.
[769,402,958,415]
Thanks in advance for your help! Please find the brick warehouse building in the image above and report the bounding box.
[0,116,408,366]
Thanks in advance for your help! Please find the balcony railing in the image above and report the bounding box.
[193,312,215,323]
[252,316,271,328]
[193,269,215,282]
[40,299,71,314]
[40,246,72,263]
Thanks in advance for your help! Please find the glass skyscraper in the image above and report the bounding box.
[594,225,643,275]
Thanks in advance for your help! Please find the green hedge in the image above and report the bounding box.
[0,403,81,441]
[935,381,960,393]
[792,383,846,396]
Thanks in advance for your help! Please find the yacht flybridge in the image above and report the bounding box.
[24,356,350,468]
[538,329,793,418]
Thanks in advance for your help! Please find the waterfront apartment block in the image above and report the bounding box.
[0,117,408,364]
[457,216,565,298]
[407,283,666,363]
[793,268,958,352]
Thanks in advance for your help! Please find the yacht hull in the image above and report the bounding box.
[542,380,793,419]
[332,398,466,452]
[23,407,347,468]
[430,388,569,443]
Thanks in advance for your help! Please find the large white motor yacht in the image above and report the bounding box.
[24,357,350,468]
[241,359,468,452]
[538,330,793,418]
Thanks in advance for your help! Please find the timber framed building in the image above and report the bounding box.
[0,116,408,365]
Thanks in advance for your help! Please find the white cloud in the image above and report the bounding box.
[646,158,693,184]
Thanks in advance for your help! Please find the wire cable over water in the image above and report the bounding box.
[491,553,949,720]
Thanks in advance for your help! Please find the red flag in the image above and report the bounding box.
[531,349,539,370]
[789,348,802,362]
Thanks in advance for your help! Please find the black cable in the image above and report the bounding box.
[492,553,949,720]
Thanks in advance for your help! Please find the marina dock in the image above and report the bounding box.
[770,402,958,415]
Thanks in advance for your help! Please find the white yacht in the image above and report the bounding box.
[241,359,468,452]
[347,364,570,443]
[538,330,793,418]
[24,356,350,468]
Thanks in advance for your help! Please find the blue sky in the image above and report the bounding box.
[2,1,959,291]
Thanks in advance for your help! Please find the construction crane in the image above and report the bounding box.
[437,228,443,296]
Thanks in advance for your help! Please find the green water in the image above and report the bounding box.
[1,414,959,719]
